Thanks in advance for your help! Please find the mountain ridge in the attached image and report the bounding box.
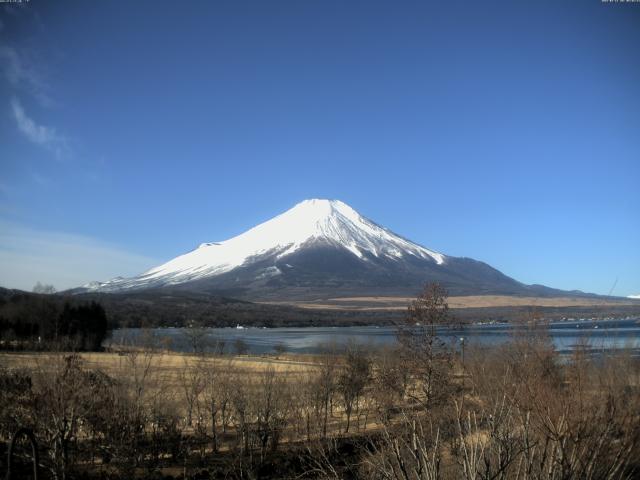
[78,199,600,300]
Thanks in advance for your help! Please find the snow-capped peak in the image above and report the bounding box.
[628,294,640,299]
[84,199,445,291]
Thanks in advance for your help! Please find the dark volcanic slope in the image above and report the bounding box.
[173,241,567,300]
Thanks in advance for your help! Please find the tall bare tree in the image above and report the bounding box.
[398,282,453,408]
[337,342,371,433]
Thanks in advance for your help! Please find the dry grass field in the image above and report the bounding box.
[0,350,318,371]
[262,294,640,310]
[2,339,640,479]
[0,350,321,391]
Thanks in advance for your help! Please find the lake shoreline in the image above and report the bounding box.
[106,317,640,356]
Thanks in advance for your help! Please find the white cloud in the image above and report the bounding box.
[10,96,69,158]
[0,221,158,291]
[0,46,34,85]
[0,46,52,106]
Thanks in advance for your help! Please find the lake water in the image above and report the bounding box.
[107,317,640,356]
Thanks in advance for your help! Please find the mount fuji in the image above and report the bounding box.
[80,199,570,300]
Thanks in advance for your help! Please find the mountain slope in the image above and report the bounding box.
[81,199,576,300]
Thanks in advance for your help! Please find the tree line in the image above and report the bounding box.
[0,291,108,351]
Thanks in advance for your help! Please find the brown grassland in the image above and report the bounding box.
[262,295,640,310]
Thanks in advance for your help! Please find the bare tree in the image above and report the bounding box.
[200,357,233,453]
[296,372,322,442]
[313,350,337,439]
[33,354,93,479]
[337,342,371,433]
[33,281,56,294]
[363,416,443,480]
[234,338,249,356]
[178,357,205,427]
[230,372,251,455]
[372,346,409,424]
[0,367,34,441]
[183,321,209,354]
[116,346,158,472]
[273,342,287,358]
[398,282,453,408]
[254,365,291,458]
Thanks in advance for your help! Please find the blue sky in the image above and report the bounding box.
[1,1,639,296]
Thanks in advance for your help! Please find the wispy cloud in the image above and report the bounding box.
[0,46,38,87]
[0,221,158,291]
[10,96,69,158]
[0,45,52,106]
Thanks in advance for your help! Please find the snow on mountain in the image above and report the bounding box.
[628,294,640,299]
[84,199,445,292]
